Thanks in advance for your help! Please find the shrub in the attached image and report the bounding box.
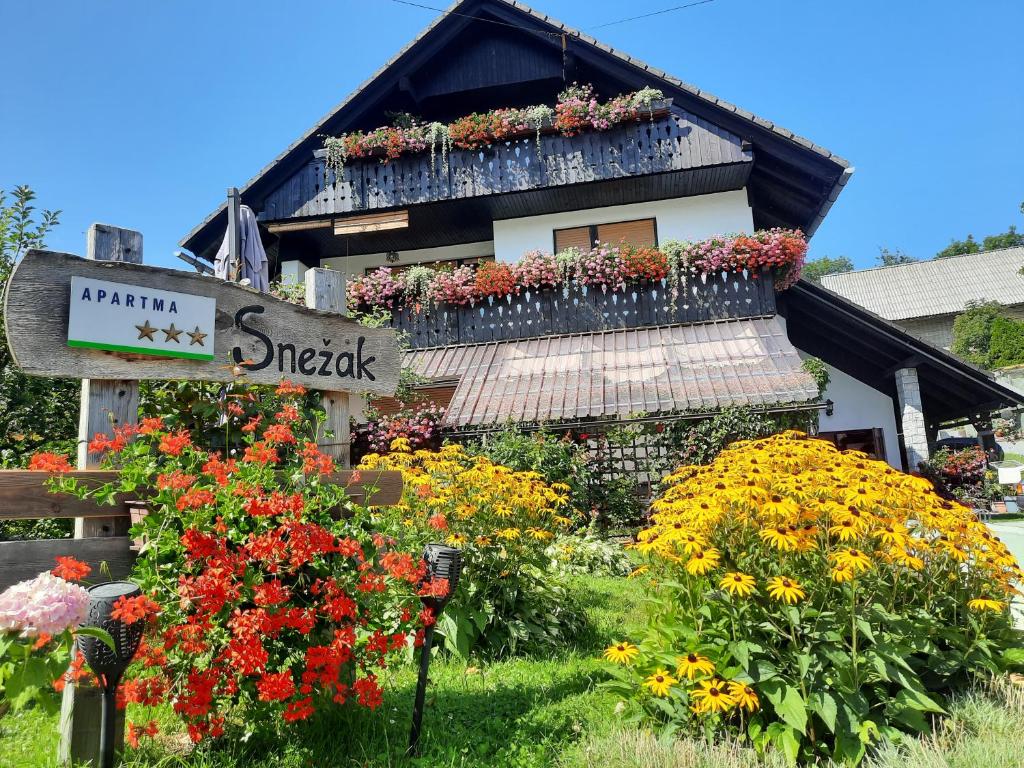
[50,383,432,745]
[362,401,445,454]
[472,425,593,513]
[545,533,635,577]
[601,431,1022,765]
[989,315,1024,369]
[357,442,583,656]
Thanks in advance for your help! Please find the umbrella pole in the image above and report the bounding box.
[227,187,241,282]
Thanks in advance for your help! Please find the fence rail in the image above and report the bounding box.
[0,469,403,591]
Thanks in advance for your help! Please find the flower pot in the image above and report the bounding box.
[991,500,1008,515]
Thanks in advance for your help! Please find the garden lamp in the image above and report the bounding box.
[79,582,145,768]
[407,544,463,756]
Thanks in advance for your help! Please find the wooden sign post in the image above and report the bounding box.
[305,268,354,467]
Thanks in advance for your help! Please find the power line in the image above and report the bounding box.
[387,0,563,37]
[589,0,716,30]
[387,0,716,36]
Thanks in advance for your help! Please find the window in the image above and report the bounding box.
[554,217,657,253]
[365,255,493,276]
[816,429,887,461]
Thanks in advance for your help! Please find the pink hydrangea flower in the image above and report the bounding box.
[0,571,90,638]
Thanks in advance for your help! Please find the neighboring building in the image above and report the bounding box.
[180,0,1021,473]
[821,247,1024,350]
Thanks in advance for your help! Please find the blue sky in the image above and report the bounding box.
[1,0,1021,270]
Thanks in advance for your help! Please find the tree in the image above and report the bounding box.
[801,255,853,284]
[951,301,1005,368]
[0,187,78,468]
[935,201,1024,258]
[982,225,1024,252]
[935,234,982,260]
[876,247,916,266]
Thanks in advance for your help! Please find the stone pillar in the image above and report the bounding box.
[895,367,929,472]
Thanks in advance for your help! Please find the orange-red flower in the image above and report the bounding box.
[110,594,160,625]
[28,452,73,472]
[158,430,192,456]
[52,556,92,582]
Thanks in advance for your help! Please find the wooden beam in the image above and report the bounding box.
[265,218,333,234]
[306,268,353,467]
[0,469,403,520]
[78,224,142,539]
[0,471,129,520]
[333,210,409,236]
[0,537,136,591]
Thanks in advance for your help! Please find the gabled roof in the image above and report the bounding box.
[180,0,852,261]
[820,247,1024,321]
[778,279,1024,424]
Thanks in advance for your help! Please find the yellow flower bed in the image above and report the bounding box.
[358,440,579,654]
[601,431,1022,764]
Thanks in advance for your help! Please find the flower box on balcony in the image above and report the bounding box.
[382,269,776,349]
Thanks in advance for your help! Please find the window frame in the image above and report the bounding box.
[552,217,659,253]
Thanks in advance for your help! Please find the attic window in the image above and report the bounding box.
[554,218,657,252]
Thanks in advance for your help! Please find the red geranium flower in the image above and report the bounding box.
[52,556,91,582]
[28,451,73,473]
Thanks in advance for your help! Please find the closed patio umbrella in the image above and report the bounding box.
[214,204,269,291]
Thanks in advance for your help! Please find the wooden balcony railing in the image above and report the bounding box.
[260,106,750,220]
[386,270,776,349]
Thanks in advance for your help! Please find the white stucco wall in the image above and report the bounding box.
[817,362,902,469]
[491,189,754,261]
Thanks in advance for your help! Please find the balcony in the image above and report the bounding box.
[387,270,776,349]
[258,106,752,223]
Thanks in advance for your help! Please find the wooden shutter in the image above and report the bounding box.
[554,226,593,253]
[597,218,657,248]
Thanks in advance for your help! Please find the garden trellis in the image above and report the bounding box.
[0,223,404,765]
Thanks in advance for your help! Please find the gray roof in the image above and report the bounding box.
[180,0,851,251]
[820,247,1024,321]
[407,316,818,427]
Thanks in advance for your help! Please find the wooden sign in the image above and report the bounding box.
[68,276,216,361]
[5,250,400,396]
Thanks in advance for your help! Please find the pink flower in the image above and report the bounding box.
[0,572,90,638]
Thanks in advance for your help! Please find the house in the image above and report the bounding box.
[179,0,1021,474]
[820,247,1024,350]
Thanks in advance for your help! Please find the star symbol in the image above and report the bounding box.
[162,323,182,343]
[135,320,157,341]
[187,326,208,347]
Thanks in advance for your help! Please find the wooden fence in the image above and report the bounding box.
[0,469,402,591]
[387,270,777,349]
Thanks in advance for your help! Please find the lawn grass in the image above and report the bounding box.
[4,576,1024,768]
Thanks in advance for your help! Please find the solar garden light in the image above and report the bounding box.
[407,543,463,756]
[78,582,145,768]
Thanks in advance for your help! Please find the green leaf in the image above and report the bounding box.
[763,681,807,734]
[767,722,801,765]
[811,690,838,734]
[894,688,945,714]
[75,626,116,653]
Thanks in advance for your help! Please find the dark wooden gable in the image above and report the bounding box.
[181,0,850,262]
[410,25,563,106]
